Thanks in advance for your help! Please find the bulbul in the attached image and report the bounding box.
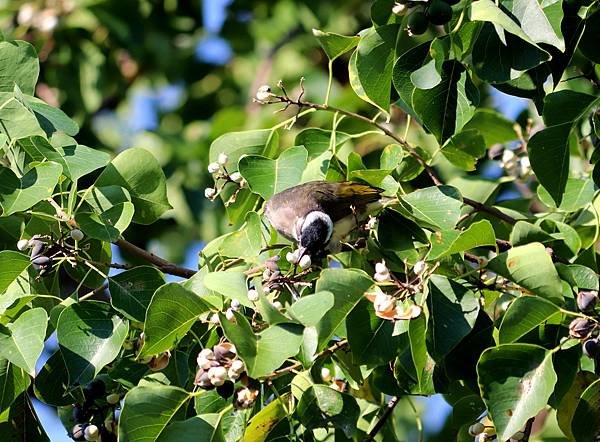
[264,180,384,257]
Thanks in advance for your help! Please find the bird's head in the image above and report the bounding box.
[298,211,333,256]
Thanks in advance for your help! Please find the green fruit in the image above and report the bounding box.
[407,11,429,35]
[427,1,453,25]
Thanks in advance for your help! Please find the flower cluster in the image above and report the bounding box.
[205,152,247,202]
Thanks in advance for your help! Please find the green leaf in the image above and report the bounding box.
[76,202,134,242]
[95,148,171,224]
[158,414,222,442]
[0,308,46,376]
[314,268,374,348]
[312,29,360,61]
[410,59,442,90]
[109,266,166,322]
[244,393,292,442]
[56,301,128,385]
[349,25,399,115]
[400,185,463,231]
[0,358,29,414]
[203,271,253,308]
[220,311,303,378]
[297,384,360,438]
[25,97,79,136]
[0,41,39,95]
[488,242,563,303]
[470,0,542,45]
[537,178,594,212]
[510,221,554,246]
[462,109,518,146]
[140,283,211,357]
[287,291,335,327]
[505,0,564,51]
[0,162,62,216]
[392,42,431,121]
[430,220,496,260]
[0,97,44,139]
[0,251,30,293]
[477,344,557,441]
[499,296,561,344]
[571,378,600,442]
[347,297,400,365]
[441,129,486,171]
[529,91,599,206]
[119,385,191,442]
[471,23,549,84]
[579,9,600,64]
[556,371,598,441]
[84,185,131,214]
[17,136,110,181]
[408,314,436,394]
[239,146,308,199]
[217,212,262,260]
[33,351,76,406]
[427,276,479,359]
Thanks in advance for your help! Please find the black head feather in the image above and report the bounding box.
[300,214,332,255]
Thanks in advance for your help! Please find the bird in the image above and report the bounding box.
[264,180,385,258]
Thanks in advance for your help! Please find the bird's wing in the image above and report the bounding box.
[315,181,383,222]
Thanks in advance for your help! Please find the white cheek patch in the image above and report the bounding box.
[301,211,333,243]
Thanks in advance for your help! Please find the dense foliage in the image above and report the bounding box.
[1,0,600,440]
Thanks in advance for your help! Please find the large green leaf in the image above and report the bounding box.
[462,109,518,146]
[428,219,496,260]
[56,301,128,385]
[0,162,62,216]
[349,25,399,114]
[25,97,79,136]
[158,414,222,442]
[287,291,335,327]
[244,393,292,442]
[441,129,486,171]
[217,212,262,260]
[347,297,400,365]
[505,0,564,50]
[119,385,191,442]
[412,60,479,143]
[203,271,253,308]
[499,296,562,344]
[220,311,303,378]
[0,97,45,139]
[33,351,77,407]
[238,146,308,199]
[0,41,39,95]
[140,283,211,357]
[95,148,171,224]
[75,202,134,242]
[297,384,360,439]
[0,358,29,414]
[571,378,600,442]
[0,251,30,293]
[537,178,594,212]
[477,344,557,441]
[109,266,166,322]
[488,242,563,303]
[18,136,109,181]
[312,29,360,61]
[427,276,479,359]
[314,268,374,348]
[408,314,436,394]
[0,307,47,376]
[400,185,463,231]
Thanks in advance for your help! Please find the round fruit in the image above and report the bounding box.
[407,11,429,35]
[427,1,453,25]
[70,229,84,241]
[583,338,600,358]
[216,380,235,399]
[577,290,598,312]
[72,424,87,441]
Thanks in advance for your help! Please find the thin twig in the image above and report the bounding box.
[115,239,196,278]
[263,339,348,381]
[365,396,400,441]
[520,417,535,442]
[462,197,517,225]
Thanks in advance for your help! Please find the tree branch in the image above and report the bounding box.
[365,396,400,441]
[114,239,197,278]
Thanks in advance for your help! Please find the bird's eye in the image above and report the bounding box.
[300,218,330,254]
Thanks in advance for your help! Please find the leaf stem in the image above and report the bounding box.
[365,395,400,441]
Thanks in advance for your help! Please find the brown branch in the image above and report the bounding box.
[115,239,197,278]
[263,339,348,381]
[462,197,518,225]
[365,396,400,441]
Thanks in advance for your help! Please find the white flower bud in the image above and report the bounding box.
[208,366,227,386]
[225,308,235,321]
[392,2,407,15]
[247,288,259,302]
[17,4,36,25]
[519,156,531,178]
[229,171,243,183]
[197,349,214,368]
[375,261,388,275]
[468,423,485,436]
[231,299,241,311]
[413,260,426,275]
[298,254,311,270]
[502,149,515,164]
[84,424,99,441]
[207,162,220,173]
[366,216,377,230]
[231,359,244,372]
[228,367,240,380]
[217,152,229,166]
[373,293,395,314]
[374,271,391,283]
[272,301,283,310]
[255,85,272,101]
[286,250,300,265]
[321,367,331,382]
[209,313,220,325]
[239,178,248,188]
[204,187,217,199]
[17,239,30,250]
